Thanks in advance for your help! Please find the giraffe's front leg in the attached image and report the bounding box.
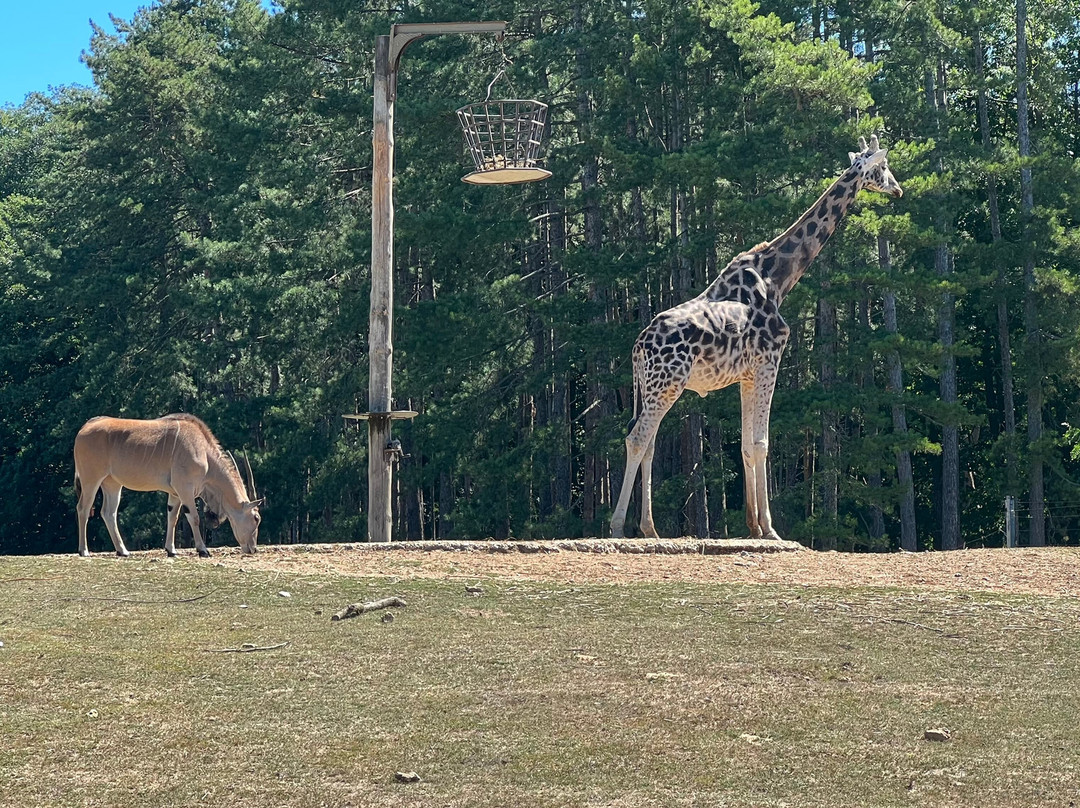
[740,382,764,539]
[741,371,783,541]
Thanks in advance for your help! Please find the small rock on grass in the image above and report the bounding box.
[924,728,952,742]
[394,771,422,783]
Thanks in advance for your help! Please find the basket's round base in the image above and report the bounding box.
[462,167,552,185]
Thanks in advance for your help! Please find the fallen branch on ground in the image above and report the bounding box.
[332,595,407,621]
[205,642,290,653]
[61,593,211,604]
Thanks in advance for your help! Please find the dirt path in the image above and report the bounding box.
[209,541,1080,598]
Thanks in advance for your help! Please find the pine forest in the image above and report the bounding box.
[4,0,1080,555]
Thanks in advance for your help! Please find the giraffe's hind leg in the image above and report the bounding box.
[611,329,691,538]
[611,392,681,539]
[611,433,646,539]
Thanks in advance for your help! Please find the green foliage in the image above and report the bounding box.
[4,0,1080,552]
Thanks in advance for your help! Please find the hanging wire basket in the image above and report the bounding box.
[457,98,551,185]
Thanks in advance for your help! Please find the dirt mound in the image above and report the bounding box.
[211,540,1080,598]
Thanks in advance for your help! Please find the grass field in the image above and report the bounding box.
[1,550,1079,807]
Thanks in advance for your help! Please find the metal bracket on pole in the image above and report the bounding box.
[387,21,506,100]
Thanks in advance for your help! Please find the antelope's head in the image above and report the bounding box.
[224,450,263,553]
[236,452,262,553]
[232,499,262,554]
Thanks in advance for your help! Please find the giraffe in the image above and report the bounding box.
[610,135,903,540]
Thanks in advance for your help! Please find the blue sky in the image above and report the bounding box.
[1,1,149,107]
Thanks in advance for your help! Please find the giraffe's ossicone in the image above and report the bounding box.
[611,135,903,540]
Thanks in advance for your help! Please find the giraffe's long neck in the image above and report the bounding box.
[758,166,861,302]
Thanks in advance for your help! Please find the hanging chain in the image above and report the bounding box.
[484,70,505,103]
[483,33,519,102]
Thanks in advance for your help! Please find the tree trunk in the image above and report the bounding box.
[405,478,424,541]
[709,421,731,538]
[817,291,839,550]
[926,63,960,550]
[858,291,885,544]
[974,25,1018,494]
[438,471,454,539]
[879,236,917,551]
[545,193,572,515]
[681,413,709,537]
[576,0,608,533]
[1017,0,1045,546]
[937,245,960,550]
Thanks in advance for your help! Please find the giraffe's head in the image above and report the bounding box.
[849,134,903,198]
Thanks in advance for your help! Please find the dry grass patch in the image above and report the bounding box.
[1,552,1078,807]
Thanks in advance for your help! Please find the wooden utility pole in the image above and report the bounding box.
[346,22,507,543]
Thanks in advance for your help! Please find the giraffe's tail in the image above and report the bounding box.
[626,344,643,434]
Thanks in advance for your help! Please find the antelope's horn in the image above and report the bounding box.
[242,451,258,503]
[228,450,252,502]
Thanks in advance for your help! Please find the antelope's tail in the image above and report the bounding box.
[74,471,95,517]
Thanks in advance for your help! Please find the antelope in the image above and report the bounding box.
[74,414,263,557]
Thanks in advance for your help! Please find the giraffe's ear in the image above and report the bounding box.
[849,151,859,164]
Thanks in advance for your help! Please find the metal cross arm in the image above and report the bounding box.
[389,22,506,70]
[386,22,507,99]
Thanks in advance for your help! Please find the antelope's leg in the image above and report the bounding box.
[180,492,210,558]
[164,494,183,557]
[99,480,130,557]
[76,476,103,558]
